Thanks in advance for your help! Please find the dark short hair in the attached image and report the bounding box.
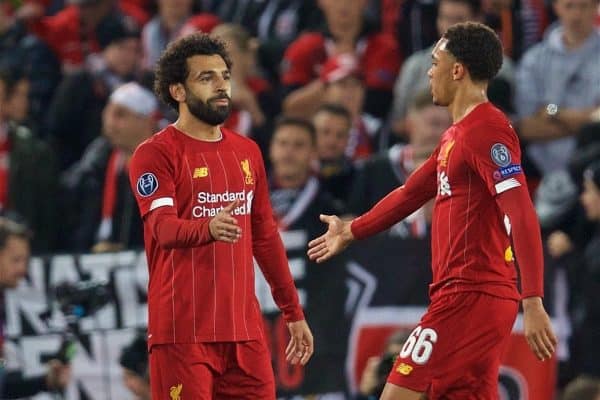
[314,103,352,127]
[273,115,316,143]
[440,0,482,16]
[154,33,233,111]
[443,22,503,82]
[0,217,32,250]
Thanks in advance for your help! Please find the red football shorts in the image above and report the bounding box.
[387,291,518,399]
[149,339,275,399]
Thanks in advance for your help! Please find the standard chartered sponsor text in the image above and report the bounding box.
[193,190,254,218]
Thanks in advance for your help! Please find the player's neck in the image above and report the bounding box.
[449,84,488,124]
[174,114,223,142]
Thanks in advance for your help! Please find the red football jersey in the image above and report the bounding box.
[353,102,527,301]
[129,126,303,347]
[430,102,524,301]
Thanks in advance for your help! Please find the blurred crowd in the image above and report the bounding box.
[1,0,600,397]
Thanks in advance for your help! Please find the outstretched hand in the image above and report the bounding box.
[209,200,242,243]
[307,214,354,263]
[285,320,314,366]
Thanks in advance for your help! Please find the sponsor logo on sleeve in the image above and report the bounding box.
[136,173,158,197]
[493,164,522,181]
[491,143,511,167]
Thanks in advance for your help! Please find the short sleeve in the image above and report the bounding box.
[463,122,526,196]
[129,142,177,218]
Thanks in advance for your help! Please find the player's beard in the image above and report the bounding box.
[185,90,231,126]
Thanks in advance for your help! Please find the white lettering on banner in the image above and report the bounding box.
[193,190,254,218]
[254,230,307,313]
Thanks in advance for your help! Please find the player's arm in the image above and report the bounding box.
[308,151,438,263]
[144,202,241,249]
[129,142,240,249]
[351,152,438,239]
[464,122,557,361]
[251,148,313,365]
[251,151,304,322]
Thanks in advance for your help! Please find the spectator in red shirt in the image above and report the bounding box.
[281,0,402,119]
[16,0,143,73]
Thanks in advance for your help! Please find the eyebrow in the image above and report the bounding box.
[193,69,230,78]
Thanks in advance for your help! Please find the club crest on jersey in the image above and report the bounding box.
[491,143,511,167]
[137,172,158,197]
[169,383,182,400]
[241,159,254,185]
[438,140,455,167]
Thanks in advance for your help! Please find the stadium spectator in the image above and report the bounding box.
[119,333,151,400]
[355,330,411,400]
[348,90,450,238]
[61,82,158,253]
[312,103,355,207]
[567,161,600,378]
[16,0,142,72]
[45,13,141,171]
[0,4,61,127]
[212,23,278,155]
[281,0,401,120]
[561,376,600,400]
[0,218,71,398]
[141,0,194,70]
[516,0,600,176]
[390,0,515,131]
[268,116,348,394]
[0,69,58,254]
[320,53,382,160]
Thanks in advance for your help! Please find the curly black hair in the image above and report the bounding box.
[154,33,233,111]
[443,22,503,82]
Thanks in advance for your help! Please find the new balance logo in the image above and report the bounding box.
[438,171,451,196]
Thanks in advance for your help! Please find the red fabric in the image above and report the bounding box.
[118,0,150,26]
[179,13,221,35]
[0,128,10,209]
[281,31,401,90]
[129,126,303,347]
[100,150,125,223]
[149,340,275,399]
[146,208,212,248]
[496,187,544,298]
[26,4,144,67]
[26,6,100,67]
[353,103,530,302]
[387,292,518,397]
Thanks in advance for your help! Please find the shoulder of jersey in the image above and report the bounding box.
[134,126,174,152]
[221,127,260,149]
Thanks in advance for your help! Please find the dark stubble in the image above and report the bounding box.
[185,88,231,126]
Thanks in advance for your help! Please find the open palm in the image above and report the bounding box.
[307,214,354,263]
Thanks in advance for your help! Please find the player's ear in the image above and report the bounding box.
[169,83,186,103]
[452,62,465,81]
